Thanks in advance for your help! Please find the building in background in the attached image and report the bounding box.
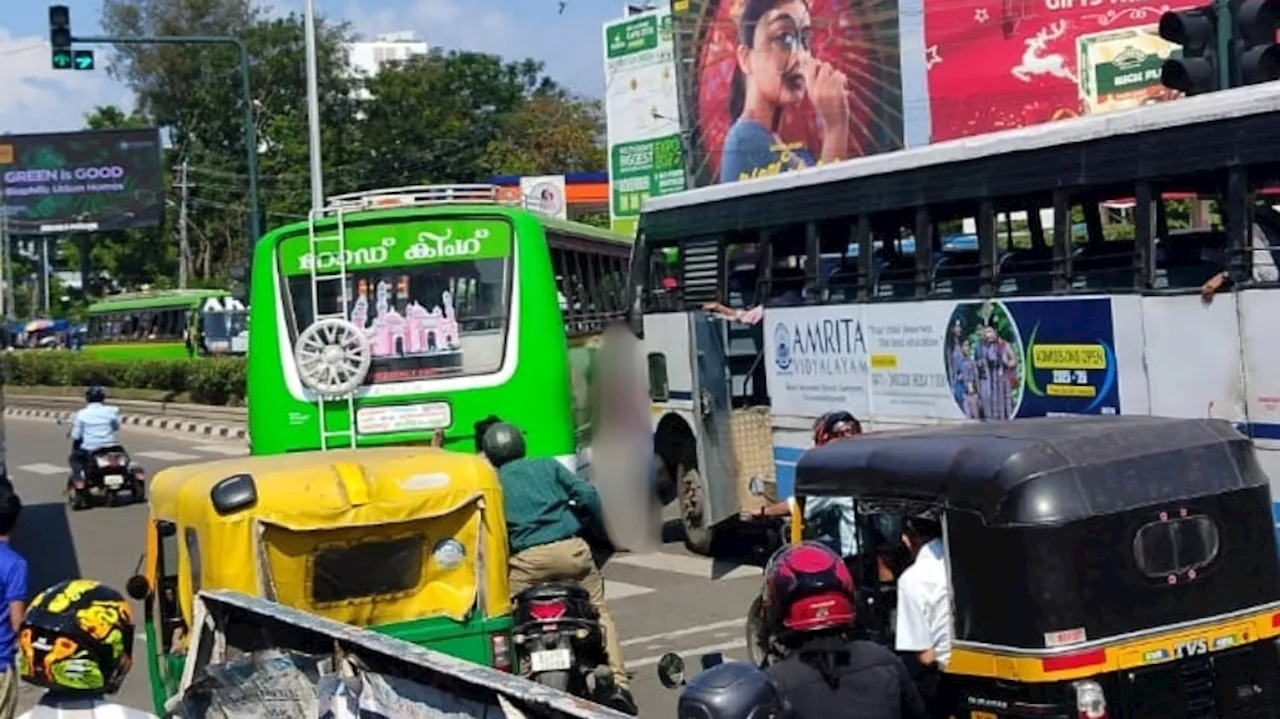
[348,31,430,98]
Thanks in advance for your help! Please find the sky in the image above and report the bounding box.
[0,0,929,143]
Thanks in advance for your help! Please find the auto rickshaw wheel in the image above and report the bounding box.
[677,463,714,555]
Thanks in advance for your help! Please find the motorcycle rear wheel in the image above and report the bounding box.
[534,670,571,692]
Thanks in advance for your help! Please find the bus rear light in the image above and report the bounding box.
[491,634,511,672]
[1042,648,1107,673]
[1073,679,1108,719]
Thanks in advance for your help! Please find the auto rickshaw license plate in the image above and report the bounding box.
[530,648,572,672]
[105,475,124,488]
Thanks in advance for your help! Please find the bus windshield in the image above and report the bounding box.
[278,217,512,384]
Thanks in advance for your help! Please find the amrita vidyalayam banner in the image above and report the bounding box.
[924,0,1193,141]
[764,297,1120,420]
[674,0,905,186]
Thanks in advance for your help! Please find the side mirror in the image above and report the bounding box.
[125,575,151,600]
[656,653,685,689]
[747,476,765,496]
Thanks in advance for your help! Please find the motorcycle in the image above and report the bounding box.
[67,444,146,511]
[511,582,637,713]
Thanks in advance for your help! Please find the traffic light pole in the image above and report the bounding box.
[72,34,262,265]
[1216,0,1234,89]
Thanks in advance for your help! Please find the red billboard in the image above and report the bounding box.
[925,0,1190,142]
[677,0,905,186]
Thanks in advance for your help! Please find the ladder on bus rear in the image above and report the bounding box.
[305,206,359,451]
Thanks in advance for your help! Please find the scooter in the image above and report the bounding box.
[62,422,146,510]
[511,582,636,714]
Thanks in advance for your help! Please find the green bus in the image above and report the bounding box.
[86,289,246,360]
[246,184,633,464]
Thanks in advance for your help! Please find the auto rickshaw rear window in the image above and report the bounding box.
[1132,514,1220,579]
[311,535,424,603]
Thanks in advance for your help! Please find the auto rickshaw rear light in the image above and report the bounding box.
[1042,648,1107,673]
[1270,611,1280,627]
[491,634,511,671]
[1073,679,1107,719]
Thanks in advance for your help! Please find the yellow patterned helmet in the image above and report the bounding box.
[17,579,135,695]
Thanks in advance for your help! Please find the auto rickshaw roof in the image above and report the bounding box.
[148,446,503,529]
[793,416,1264,526]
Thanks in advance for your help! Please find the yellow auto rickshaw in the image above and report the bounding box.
[125,446,513,715]
[785,415,1280,718]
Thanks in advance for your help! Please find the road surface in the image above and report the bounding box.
[5,415,762,717]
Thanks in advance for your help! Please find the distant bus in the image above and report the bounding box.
[628,82,1280,553]
[246,184,633,463]
[86,289,244,360]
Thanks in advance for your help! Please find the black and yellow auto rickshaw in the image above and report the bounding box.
[791,415,1280,719]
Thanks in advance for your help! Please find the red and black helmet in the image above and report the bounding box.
[812,411,862,446]
[764,542,856,633]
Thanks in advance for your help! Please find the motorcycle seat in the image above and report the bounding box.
[515,582,591,604]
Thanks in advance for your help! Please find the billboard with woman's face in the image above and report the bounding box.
[678,0,905,186]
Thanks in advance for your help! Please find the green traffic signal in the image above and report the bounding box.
[73,50,94,70]
[51,49,72,69]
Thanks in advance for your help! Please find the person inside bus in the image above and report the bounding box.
[720,0,851,183]
[1201,221,1280,300]
[480,422,638,715]
[895,514,952,715]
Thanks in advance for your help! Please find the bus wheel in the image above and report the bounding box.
[677,464,714,555]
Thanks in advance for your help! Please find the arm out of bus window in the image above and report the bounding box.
[555,463,604,526]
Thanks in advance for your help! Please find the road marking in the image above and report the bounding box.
[605,580,655,601]
[16,463,65,476]
[621,618,746,647]
[629,639,747,668]
[608,552,762,581]
[191,444,249,457]
[136,450,201,462]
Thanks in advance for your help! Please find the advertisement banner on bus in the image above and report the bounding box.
[604,8,688,236]
[674,0,905,186]
[924,1,1189,142]
[0,129,164,234]
[765,297,1120,420]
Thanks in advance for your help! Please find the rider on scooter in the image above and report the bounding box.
[68,386,121,486]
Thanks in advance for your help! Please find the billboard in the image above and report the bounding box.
[924,1,1187,142]
[676,0,905,186]
[0,129,164,234]
[604,9,688,236]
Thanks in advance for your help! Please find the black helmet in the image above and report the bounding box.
[481,422,526,468]
[677,661,789,719]
[17,579,135,695]
[85,385,106,404]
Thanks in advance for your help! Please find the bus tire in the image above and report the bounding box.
[677,463,715,555]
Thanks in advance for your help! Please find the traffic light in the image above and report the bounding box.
[1232,0,1280,84]
[1160,5,1222,95]
[49,5,71,70]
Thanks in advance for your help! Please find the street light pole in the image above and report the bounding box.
[72,34,262,274]
[304,0,325,211]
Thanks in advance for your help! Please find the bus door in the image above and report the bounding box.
[689,310,740,531]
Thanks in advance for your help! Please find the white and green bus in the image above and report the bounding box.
[628,82,1280,554]
[246,184,633,462]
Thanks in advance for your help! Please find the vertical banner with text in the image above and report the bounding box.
[604,9,688,236]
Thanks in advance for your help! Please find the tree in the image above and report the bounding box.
[358,52,561,186]
[481,92,607,176]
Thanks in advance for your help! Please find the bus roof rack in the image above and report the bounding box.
[322,184,504,214]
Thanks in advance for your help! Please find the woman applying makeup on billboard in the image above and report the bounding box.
[720,0,850,183]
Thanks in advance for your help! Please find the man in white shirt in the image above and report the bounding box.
[895,515,952,670]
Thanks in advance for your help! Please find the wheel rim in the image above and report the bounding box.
[294,318,372,396]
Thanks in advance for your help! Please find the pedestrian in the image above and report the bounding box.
[763,541,928,719]
[895,513,952,715]
[479,422,637,715]
[0,492,27,719]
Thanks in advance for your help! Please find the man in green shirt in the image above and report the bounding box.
[481,423,634,712]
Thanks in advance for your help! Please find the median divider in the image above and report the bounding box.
[3,394,247,441]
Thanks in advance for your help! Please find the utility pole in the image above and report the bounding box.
[304,0,324,211]
[0,190,7,319]
[175,159,192,289]
[41,237,51,314]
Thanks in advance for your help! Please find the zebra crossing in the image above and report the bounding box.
[13,439,763,602]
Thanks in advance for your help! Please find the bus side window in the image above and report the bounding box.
[646,247,680,312]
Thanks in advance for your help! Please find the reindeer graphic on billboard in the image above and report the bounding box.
[1011,19,1078,83]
